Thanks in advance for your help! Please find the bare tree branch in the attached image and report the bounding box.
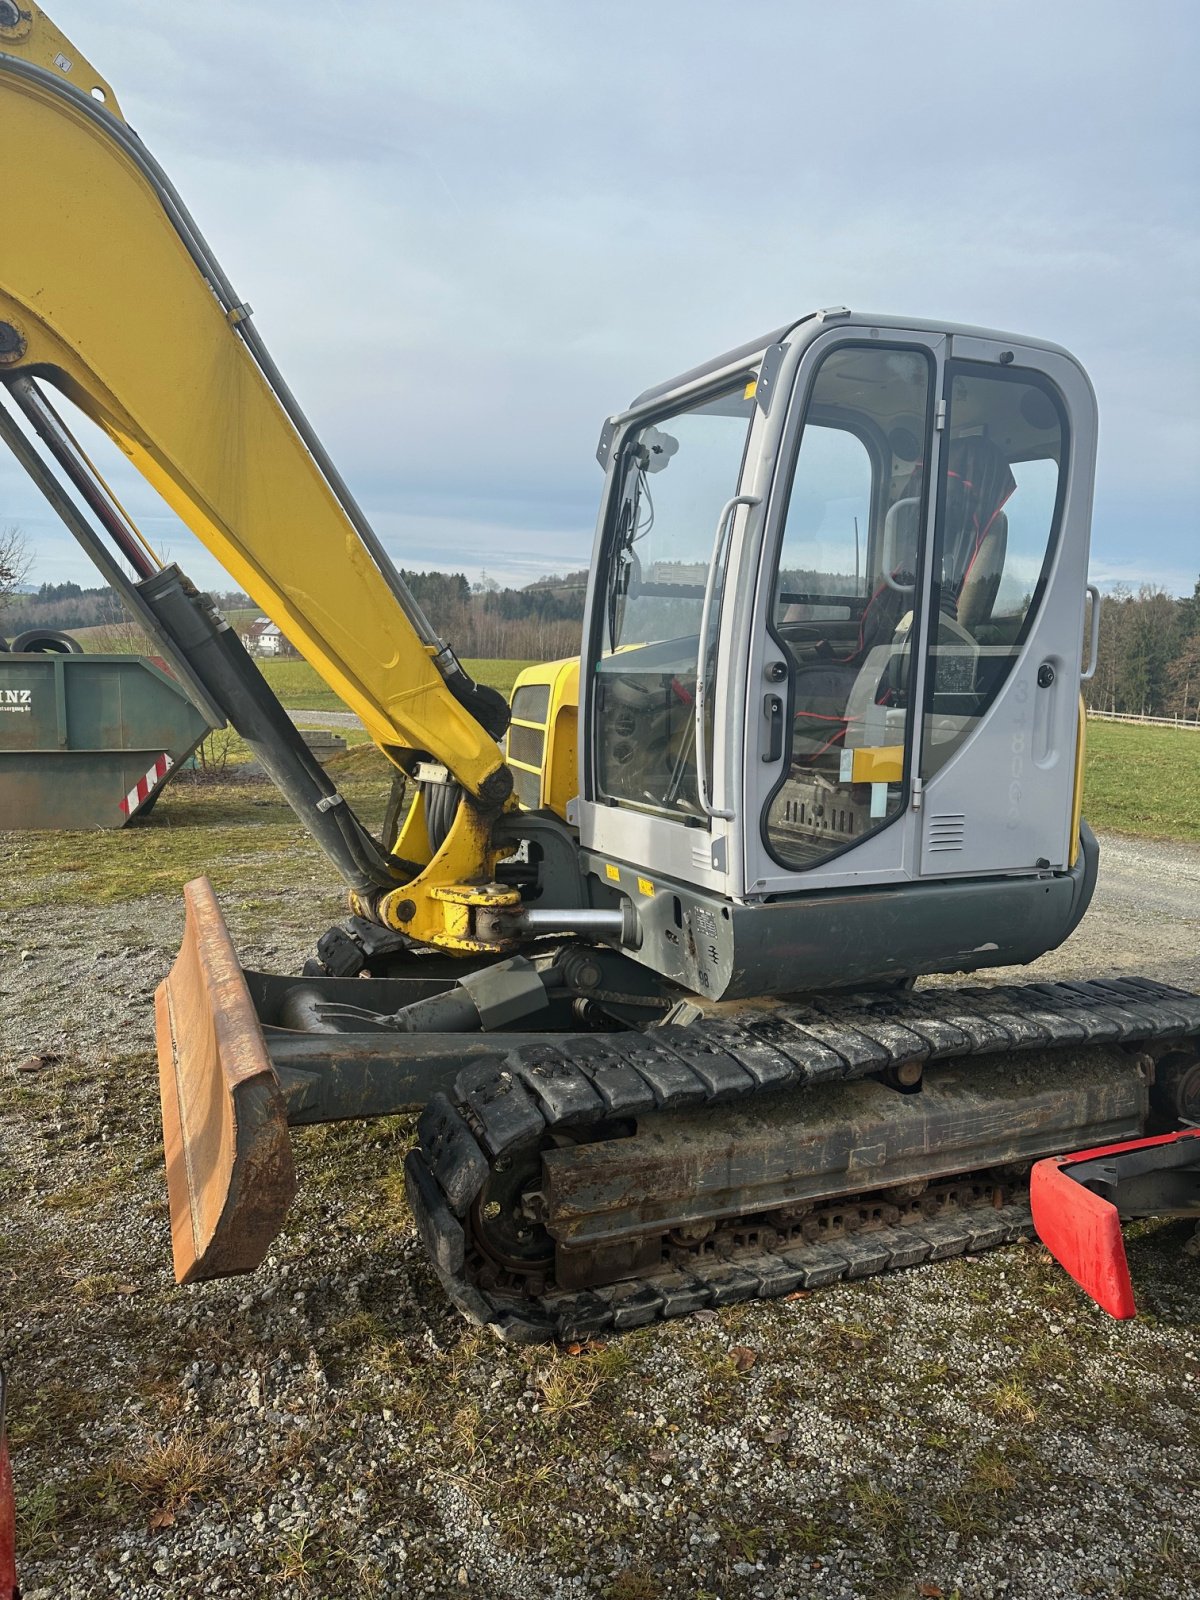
[0,524,32,611]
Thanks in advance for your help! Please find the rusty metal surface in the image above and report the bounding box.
[156,877,296,1283]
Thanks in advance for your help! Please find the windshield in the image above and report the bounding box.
[595,382,755,818]
[604,386,756,655]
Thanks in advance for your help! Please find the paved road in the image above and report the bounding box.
[286,707,364,729]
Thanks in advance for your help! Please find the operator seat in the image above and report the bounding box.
[938,436,1015,629]
[957,511,1008,633]
[786,505,919,762]
[788,436,1016,765]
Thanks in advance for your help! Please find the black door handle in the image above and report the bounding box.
[763,693,785,762]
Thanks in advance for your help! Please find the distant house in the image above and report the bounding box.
[239,617,294,657]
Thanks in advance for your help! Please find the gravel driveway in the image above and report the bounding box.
[1,824,1197,1600]
[287,709,365,731]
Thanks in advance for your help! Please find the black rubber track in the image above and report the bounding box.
[407,976,1200,1343]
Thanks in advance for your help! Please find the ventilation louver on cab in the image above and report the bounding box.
[926,813,966,853]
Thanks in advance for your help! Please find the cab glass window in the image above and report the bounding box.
[764,344,933,869]
[922,365,1066,777]
[595,384,755,818]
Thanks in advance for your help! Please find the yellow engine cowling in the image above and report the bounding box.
[505,657,580,819]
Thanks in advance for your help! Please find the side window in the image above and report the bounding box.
[923,366,1065,777]
[594,384,755,818]
[774,427,873,619]
[764,344,933,869]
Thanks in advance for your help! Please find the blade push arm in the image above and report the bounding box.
[0,10,510,816]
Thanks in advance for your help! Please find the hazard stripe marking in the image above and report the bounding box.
[119,752,173,817]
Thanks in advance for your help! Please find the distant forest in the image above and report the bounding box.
[3,569,590,662]
[395,569,587,660]
[2,581,254,633]
[8,572,1198,719]
[1085,580,1200,720]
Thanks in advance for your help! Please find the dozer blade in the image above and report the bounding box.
[1030,1130,1200,1319]
[156,877,296,1283]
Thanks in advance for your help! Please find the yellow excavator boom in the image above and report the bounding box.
[0,6,506,808]
[0,7,533,1280]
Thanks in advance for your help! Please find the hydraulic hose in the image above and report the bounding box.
[422,778,464,855]
[138,565,413,895]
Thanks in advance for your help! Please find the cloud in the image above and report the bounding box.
[5,0,1197,603]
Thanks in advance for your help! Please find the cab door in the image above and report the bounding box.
[914,337,1095,877]
[741,327,945,896]
[580,372,764,897]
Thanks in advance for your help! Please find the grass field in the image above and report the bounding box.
[0,748,393,913]
[1083,720,1200,843]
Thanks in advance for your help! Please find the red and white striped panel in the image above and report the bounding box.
[120,752,174,818]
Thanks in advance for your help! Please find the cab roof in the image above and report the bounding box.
[631,310,1076,410]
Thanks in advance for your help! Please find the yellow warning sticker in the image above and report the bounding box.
[637,876,655,897]
[605,863,620,882]
[743,379,757,400]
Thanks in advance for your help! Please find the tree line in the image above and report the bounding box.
[398,569,586,660]
[1084,579,1200,720]
[10,557,1196,711]
[1,580,257,636]
[2,570,589,661]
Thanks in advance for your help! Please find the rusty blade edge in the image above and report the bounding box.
[155,877,296,1283]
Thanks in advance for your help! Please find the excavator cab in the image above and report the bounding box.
[570,314,1100,998]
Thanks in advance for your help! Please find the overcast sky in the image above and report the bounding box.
[5,0,1198,599]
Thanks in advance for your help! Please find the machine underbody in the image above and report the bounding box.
[159,879,1200,1343]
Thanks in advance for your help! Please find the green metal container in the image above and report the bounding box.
[0,652,214,829]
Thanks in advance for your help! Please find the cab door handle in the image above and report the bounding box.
[696,493,760,819]
[1081,584,1102,682]
[763,693,785,762]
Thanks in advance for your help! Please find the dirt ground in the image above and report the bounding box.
[1,817,1198,1600]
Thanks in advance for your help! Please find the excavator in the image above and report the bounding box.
[1,5,1196,1342]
